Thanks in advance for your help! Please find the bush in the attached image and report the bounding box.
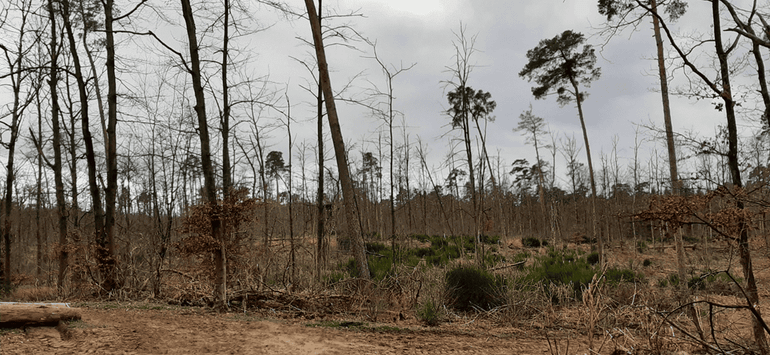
[520,249,642,301]
[605,267,643,285]
[643,259,652,267]
[416,300,441,326]
[522,249,595,299]
[445,266,505,311]
[479,235,501,244]
[340,242,423,280]
[365,242,388,255]
[586,252,600,265]
[522,237,545,248]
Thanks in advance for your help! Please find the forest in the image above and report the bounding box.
[1,0,770,353]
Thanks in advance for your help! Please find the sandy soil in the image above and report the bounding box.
[0,305,589,354]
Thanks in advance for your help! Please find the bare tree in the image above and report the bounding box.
[515,106,553,244]
[303,0,369,278]
[180,0,226,305]
[365,39,415,267]
[0,0,38,287]
[636,0,768,349]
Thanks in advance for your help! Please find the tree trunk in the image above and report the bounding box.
[571,79,601,265]
[304,0,369,279]
[221,0,232,198]
[180,0,227,306]
[48,0,69,292]
[62,0,106,284]
[315,0,326,280]
[102,0,118,291]
[711,1,768,352]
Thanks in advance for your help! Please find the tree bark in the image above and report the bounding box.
[304,0,369,279]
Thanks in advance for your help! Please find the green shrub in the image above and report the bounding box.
[643,259,652,267]
[522,237,544,248]
[520,249,641,301]
[445,266,505,311]
[341,242,419,280]
[688,276,704,290]
[605,267,643,285]
[522,249,595,298]
[416,300,440,326]
[365,242,389,255]
[480,235,501,244]
[667,274,680,287]
[586,252,600,265]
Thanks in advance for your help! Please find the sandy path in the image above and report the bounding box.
[0,306,569,354]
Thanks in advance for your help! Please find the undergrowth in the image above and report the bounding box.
[519,248,643,302]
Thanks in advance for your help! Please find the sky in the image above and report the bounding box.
[248,0,751,191]
[0,0,762,194]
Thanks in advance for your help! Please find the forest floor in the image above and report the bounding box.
[0,302,587,354]
[1,235,769,354]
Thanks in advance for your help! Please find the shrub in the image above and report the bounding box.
[365,242,389,255]
[522,237,543,248]
[643,259,652,267]
[586,252,600,265]
[445,266,505,311]
[479,235,501,244]
[667,274,680,287]
[522,249,595,299]
[605,267,643,285]
[520,249,642,301]
[416,300,440,326]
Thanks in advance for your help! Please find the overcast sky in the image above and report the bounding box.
[242,0,757,190]
[1,0,761,192]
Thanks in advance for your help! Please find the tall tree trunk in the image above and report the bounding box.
[303,0,369,279]
[711,1,768,351]
[35,84,43,281]
[102,0,118,291]
[651,0,702,340]
[315,0,326,280]
[221,0,232,198]
[651,0,679,194]
[61,0,106,282]
[48,0,69,292]
[180,0,227,306]
[571,79,602,265]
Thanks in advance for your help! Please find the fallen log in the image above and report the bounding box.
[0,304,81,328]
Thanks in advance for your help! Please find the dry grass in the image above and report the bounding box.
[3,228,769,354]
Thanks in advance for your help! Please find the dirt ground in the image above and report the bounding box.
[0,304,591,354]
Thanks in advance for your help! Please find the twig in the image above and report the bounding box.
[490,260,526,271]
